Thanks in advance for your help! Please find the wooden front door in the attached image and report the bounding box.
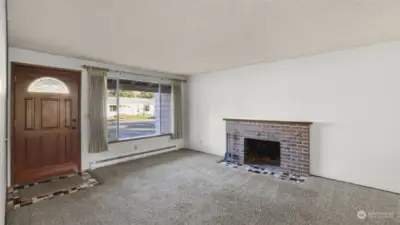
[12,64,81,184]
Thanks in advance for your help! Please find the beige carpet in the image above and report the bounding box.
[7,149,400,225]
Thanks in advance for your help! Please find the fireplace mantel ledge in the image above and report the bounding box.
[223,118,313,126]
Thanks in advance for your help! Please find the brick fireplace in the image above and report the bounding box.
[224,119,312,176]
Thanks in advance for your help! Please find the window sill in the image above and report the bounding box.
[108,133,172,144]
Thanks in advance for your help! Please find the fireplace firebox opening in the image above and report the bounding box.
[244,138,281,166]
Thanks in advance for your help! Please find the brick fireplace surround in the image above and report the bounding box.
[224,119,312,176]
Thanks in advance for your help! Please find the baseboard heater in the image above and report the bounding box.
[93,145,178,165]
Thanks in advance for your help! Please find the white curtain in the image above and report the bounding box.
[172,81,183,139]
[88,67,108,153]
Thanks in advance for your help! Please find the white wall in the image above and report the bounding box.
[8,47,186,186]
[188,41,400,194]
[0,0,6,223]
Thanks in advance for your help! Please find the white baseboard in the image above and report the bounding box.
[89,146,178,170]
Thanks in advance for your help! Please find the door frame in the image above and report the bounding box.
[10,62,82,185]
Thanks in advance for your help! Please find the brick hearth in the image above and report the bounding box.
[224,119,312,176]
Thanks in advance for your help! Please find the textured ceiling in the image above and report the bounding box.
[8,0,400,74]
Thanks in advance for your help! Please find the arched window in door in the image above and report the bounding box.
[27,77,69,94]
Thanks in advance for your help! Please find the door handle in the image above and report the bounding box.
[71,118,77,129]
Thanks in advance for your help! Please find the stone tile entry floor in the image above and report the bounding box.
[8,172,99,209]
[7,149,400,225]
[19,176,84,200]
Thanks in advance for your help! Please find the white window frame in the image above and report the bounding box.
[107,72,173,142]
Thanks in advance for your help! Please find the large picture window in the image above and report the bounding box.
[107,79,172,141]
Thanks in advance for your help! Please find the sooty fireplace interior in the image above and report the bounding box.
[244,138,281,166]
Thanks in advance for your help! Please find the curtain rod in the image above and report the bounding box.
[82,65,186,82]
